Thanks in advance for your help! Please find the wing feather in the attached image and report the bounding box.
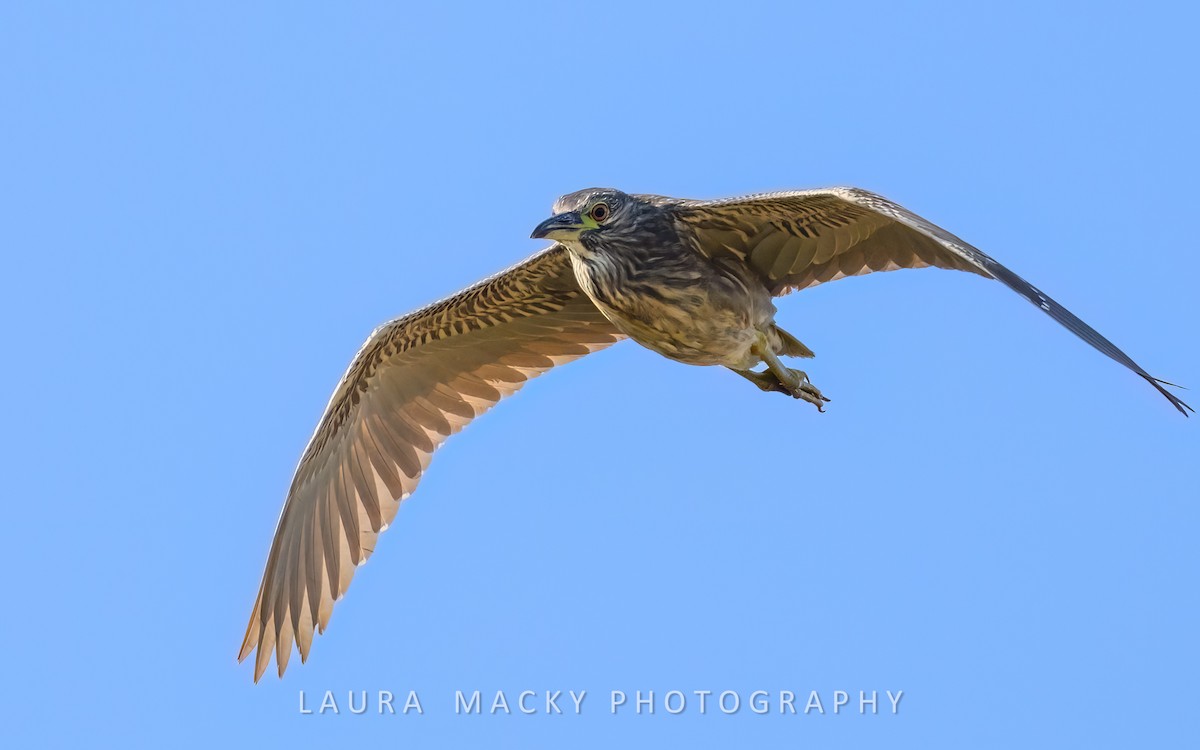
[239,245,623,679]
[666,187,1190,415]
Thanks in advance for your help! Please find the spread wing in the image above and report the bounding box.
[663,187,1190,415]
[239,245,623,681]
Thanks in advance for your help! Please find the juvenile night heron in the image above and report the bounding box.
[240,186,1190,680]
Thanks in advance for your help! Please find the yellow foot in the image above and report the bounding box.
[732,368,831,412]
[782,369,831,412]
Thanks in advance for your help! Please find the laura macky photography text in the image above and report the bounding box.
[298,688,904,717]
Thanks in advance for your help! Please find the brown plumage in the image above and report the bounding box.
[241,186,1189,681]
[238,247,622,681]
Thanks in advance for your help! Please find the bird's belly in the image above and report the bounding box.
[571,247,776,369]
[604,302,762,367]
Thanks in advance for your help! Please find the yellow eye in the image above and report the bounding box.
[589,202,610,223]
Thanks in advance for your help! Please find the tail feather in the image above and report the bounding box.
[774,326,814,358]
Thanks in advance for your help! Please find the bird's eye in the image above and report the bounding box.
[589,203,610,223]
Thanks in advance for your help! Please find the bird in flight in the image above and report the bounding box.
[240,186,1189,681]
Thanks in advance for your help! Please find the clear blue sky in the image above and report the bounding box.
[2,2,1196,748]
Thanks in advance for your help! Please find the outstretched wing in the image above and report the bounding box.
[239,246,623,681]
[663,187,1190,415]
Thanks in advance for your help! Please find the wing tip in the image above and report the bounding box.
[238,603,262,664]
[1144,374,1193,417]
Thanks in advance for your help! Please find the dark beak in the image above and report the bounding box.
[530,211,585,241]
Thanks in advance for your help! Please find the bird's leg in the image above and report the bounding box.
[731,365,829,411]
[732,368,792,395]
[746,332,830,411]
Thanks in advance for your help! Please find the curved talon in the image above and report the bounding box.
[730,362,831,411]
[783,369,829,411]
[793,383,829,411]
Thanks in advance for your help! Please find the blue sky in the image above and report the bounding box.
[2,2,1196,747]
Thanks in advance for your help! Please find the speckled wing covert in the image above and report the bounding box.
[663,187,1191,415]
[239,246,622,681]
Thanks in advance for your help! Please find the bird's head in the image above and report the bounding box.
[531,188,651,253]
